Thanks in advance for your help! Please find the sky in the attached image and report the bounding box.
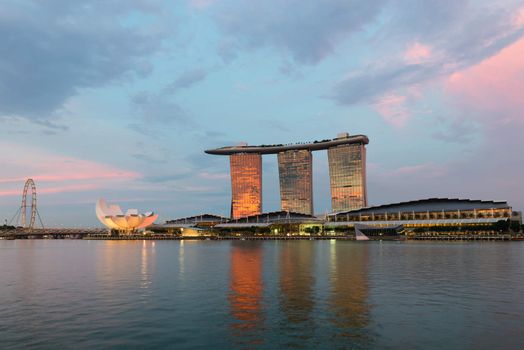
[1,0,524,227]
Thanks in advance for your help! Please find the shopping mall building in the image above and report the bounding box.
[325,198,522,237]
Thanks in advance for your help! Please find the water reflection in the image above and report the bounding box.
[140,241,155,291]
[178,240,185,278]
[2,241,524,349]
[228,242,264,347]
[329,242,371,344]
[94,241,156,296]
[279,241,315,343]
[16,240,36,296]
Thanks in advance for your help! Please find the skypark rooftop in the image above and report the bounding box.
[204,134,369,155]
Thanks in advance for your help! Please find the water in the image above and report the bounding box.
[1,240,523,349]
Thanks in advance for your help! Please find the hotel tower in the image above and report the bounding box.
[205,132,369,219]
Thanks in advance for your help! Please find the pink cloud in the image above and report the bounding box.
[0,184,100,197]
[446,37,524,124]
[0,142,142,198]
[0,171,139,184]
[404,42,432,64]
[372,93,411,128]
[0,142,140,183]
[515,7,524,28]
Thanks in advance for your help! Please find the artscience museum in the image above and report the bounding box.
[95,198,158,233]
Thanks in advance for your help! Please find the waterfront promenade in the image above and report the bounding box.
[2,230,520,241]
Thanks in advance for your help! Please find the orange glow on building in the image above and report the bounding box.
[230,153,262,219]
[278,149,313,215]
[206,133,369,217]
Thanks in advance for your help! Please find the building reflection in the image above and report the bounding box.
[95,241,156,294]
[140,240,155,292]
[228,242,264,347]
[329,241,370,342]
[279,241,315,338]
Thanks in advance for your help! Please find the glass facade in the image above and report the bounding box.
[278,150,313,215]
[328,143,367,212]
[230,153,262,219]
[333,207,513,222]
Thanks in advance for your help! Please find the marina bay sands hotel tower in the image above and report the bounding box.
[205,132,369,219]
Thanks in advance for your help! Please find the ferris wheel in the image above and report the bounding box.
[21,178,37,229]
[7,179,44,230]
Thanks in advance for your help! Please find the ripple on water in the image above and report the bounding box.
[0,240,523,349]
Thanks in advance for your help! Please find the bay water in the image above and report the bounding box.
[1,240,523,349]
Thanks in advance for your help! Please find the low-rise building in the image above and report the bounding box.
[326,198,519,237]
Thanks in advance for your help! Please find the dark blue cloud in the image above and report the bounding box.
[163,68,208,94]
[131,91,190,125]
[0,0,167,118]
[210,0,387,64]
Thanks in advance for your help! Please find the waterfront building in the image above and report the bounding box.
[278,149,313,215]
[326,198,520,236]
[213,210,324,236]
[156,198,519,238]
[205,132,369,217]
[95,198,157,234]
[165,214,228,227]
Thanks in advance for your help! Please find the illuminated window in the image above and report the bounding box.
[278,150,313,215]
[328,143,367,212]
[230,153,262,219]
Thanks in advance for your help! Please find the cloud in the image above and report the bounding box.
[446,37,524,126]
[32,119,70,132]
[333,64,438,106]
[515,7,524,28]
[0,141,141,199]
[210,0,386,64]
[372,94,410,127]
[363,45,524,206]
[163,69,208,94]
[404,42,432,64]
[431,118,477,144]
[131,91,190,125]
[142,173,193,183]
[332,1,524,107]
[0,184,100,197]
[0,0,166,119]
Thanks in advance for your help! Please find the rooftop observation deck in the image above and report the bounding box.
[204,134,369,155]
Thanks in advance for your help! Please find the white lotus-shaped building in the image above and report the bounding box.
[96,198,158,232]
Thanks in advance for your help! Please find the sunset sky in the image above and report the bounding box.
[1,0,524,226]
